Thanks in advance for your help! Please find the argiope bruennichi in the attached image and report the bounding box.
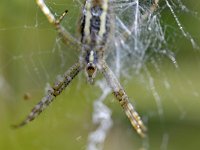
[15,0,159,138]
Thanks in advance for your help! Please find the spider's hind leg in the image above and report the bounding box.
[100,61,146,137]
[113,89,147,137]
[13,62,81,128]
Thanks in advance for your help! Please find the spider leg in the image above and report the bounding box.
[14,62,81,128]
[100,61,146,137]
[36,0,80,45]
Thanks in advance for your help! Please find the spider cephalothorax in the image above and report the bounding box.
[85,50,98,84]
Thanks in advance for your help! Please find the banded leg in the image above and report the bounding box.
[100,61,146,137]
[14,62,81,128]
[36,0,80,45]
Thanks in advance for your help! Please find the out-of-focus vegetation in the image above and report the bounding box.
[0,0,200,150]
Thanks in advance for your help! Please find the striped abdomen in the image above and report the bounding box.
[80,0,110,46]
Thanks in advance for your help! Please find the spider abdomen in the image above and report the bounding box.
[80,0,110,46]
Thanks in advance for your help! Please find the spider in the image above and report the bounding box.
[15,0,159,138]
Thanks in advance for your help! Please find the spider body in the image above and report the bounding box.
[80,0,110,83]
[15,0,149,138]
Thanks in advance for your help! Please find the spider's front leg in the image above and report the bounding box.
[100,61,146,137]
[36,0,80,45]
[14,62,81,128]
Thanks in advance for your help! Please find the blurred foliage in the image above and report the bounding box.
[0,0,200,150]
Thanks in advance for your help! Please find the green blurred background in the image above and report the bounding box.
[0,0,200,150]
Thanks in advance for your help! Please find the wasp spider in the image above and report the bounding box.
[14,0,159,138]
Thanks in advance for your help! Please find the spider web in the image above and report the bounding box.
[0,0,200,150]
